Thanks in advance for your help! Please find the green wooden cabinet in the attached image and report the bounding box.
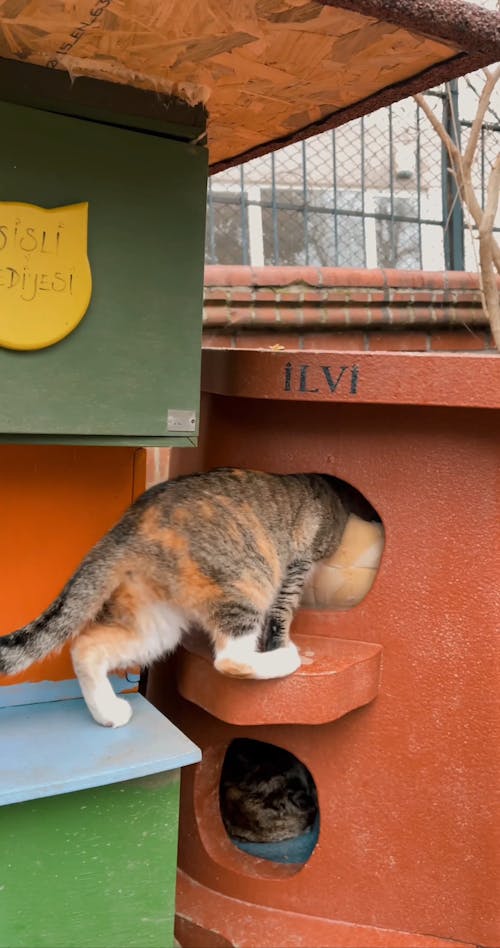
[0,98,207,446]
[0,693,201,948]
[2,776,181,948]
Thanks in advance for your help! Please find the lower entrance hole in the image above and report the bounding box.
[219,738,319,866]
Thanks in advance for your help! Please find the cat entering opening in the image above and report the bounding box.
[0,469,351,727]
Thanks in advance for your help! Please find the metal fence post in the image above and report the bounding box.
[442,80,465,271]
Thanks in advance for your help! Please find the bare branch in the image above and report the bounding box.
[415,82,500,346]
[481,154,500,237]
[415,88,500,274]
[478,154,500,346]
[478,233,500,349]
[414,93,459,161]
[464,66,500,171]
[414,93,481,226]
[482,154,500,276]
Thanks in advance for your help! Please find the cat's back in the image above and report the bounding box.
[102,469,346,620]
[119,468,345,571]
[134,468,329,534]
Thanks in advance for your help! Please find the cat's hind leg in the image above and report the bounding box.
[71,624,139,727]
[72,582,185,726]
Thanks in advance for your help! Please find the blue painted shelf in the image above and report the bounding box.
[0,692,201,806]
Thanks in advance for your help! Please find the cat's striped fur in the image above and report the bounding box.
[0,469,348,727]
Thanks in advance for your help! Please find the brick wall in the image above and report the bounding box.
[203,266,495,352]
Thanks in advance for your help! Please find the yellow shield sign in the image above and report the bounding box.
[0,202,92,350]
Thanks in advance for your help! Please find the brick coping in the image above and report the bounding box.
[205,265,489,291]
[204,265,490,328]
[202,266,496,352]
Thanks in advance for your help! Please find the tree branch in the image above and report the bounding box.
[415,89,500,275]
[481,154,500,239]
[414,93,458,161]
[463,66,500,172]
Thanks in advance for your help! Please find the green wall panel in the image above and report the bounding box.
[0,100,207,443]
[0,773,180,948]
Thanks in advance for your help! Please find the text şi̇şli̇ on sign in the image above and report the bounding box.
[0,202,92,351]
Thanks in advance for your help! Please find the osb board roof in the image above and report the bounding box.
[0,0,498,171]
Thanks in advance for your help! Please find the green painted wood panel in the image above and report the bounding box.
[0,772,181,948]
[0,100,207,441]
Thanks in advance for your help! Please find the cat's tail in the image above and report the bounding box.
[0,534,124,676]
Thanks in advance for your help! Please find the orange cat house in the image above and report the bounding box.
[148,348,500,948]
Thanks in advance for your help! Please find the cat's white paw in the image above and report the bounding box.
[250,641,302,680]
[93,697,133,728]
[276,641,302,676]
[213,631,301,681]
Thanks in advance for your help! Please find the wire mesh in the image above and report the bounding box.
[206,73,499,272]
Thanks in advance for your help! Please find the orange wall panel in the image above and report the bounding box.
[0,446,144,685]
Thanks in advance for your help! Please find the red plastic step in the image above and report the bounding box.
[176,632,382,726]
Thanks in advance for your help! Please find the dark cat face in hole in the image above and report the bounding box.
[220,739,318,843]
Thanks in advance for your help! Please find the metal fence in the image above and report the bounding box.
[206,78,500,272]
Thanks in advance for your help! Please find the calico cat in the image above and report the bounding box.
[0,469,347,728]
[220,739,318,843]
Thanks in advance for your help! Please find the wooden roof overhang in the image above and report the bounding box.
[0,0,498,169]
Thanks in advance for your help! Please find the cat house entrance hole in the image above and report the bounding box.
[219,739,319,866]
[300,474,384,612]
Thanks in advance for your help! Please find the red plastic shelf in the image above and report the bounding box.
[176,632,382,726]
